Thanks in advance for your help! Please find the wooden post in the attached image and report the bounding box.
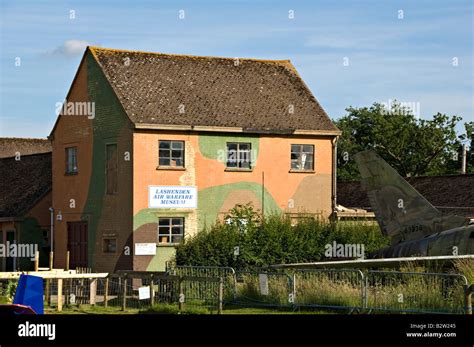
[464,284,473,315]
[104,278,109,308]
[49,251,54,270]
[218,277,223,314]
[57,278,63,312]
[121,275,127,311]
[149,274,154,307]
[45,279,51,306]
[34,251,39,271]
[90,279,97,305]
[66,251,70,271]
[178,279,184,311]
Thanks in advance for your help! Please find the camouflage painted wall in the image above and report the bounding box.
[133,131,334,271]
[51,51,133,273]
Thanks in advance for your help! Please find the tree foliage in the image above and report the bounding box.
[335,102,468,181]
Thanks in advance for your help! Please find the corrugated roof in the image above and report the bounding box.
[89,46,339,134]
[0,153,52,218]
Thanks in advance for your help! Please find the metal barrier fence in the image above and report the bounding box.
[291,269,365,312]
[0,273,223,314]
[365,270,469,314]
[167,265,236,301]
[232,271,294,308]
[1,267,471,314]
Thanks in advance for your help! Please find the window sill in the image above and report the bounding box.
[156,166,186,171]
[157,243,181,247]
[65,172,78,176]
[289,169,315,174]
[225,168,253,172]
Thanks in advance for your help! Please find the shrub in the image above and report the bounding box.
[175,203,389,270]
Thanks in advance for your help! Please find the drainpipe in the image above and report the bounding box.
[331,136,338,219]
[49,207,54,252]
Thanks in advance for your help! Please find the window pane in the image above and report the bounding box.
[171,227,182,235]
[239,143,250,150]
[171,150,182,158]
[103,239,117,253]
[159,158,170,166]
[227,149,237,167]
[304,160,313,170]
[171,141,183,149]
[227,143,237,151]
[172,218,183,226]
[66,147,78,173]
[159,141,170,149]
[159,149,170,158]
[303,145,314,153]
[159,218,170,226]
[291,144,301,153]
[291,160,299,169]
[173,158,183,167]
[172,235,183,243]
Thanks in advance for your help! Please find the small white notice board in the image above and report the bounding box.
[138,286,150,300]
[135,243,157,256]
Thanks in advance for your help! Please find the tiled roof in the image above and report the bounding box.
[338,174,474,218]
[0,137,52,159]
[0,152,52,218]
[89,47,340,134]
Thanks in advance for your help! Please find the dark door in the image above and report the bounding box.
[67,222,88,269]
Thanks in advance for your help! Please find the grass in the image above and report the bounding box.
[453,259,474,283]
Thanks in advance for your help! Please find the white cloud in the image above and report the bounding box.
[52,40,92,57]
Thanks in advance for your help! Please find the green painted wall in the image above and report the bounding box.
[83,52,128,265]
[198,133,260,163]
[197,181,280,230]
[146,247,175,271]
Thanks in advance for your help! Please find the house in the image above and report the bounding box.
[337,174,474,220]
[48,46,341,272]
[0,138,52,271]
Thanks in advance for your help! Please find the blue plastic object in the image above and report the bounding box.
[13,274,44,314]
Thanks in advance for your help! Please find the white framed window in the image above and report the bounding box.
[159,140,185,167]
[226,142,251,169]
[291,144,314,171]
[158,217,184,244]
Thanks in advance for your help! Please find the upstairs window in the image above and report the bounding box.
[158,217,184,244]
[291,144,314,171]
[159,140,184,168]
[226,142,251,169]
[65,147,78,174]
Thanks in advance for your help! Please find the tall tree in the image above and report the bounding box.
[335,102,463,181]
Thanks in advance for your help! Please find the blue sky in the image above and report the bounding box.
[0,0,472,138]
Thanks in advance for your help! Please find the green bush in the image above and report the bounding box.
[175,204,389,270]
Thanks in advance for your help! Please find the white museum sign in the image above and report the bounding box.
[149,186,197,209]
